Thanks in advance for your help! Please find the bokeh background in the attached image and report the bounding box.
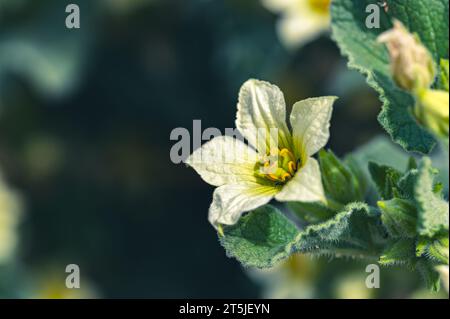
[0,0,447,298]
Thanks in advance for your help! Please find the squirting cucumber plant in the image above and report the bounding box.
[187,0,449,293]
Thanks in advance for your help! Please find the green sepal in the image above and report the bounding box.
[369,162,402,200]
[319,149,367,205]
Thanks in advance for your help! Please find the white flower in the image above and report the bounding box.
[187,79,336,227]
[0,175,22,264]
[262,0,331,49]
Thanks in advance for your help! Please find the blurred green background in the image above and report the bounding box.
[0,0,445,298]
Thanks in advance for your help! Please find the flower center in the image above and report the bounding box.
[307,0,330,16]
[255,148,299,185]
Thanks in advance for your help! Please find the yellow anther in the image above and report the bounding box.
[269,174,282,182]
[288,161,296,175]
[281,173,291,182]
[255,148,298,185]
[279,148,295,161]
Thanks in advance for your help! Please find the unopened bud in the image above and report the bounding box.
[415,89,449,139]
[378,20,435,91]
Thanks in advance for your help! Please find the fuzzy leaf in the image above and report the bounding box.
[416,260,442,292]
[414,158,449,237]
[221,203,387,268]
[378,198,418,238]
[416,235,449,264]
[379,238,416,266]
[352,136,410,173]
[368,162,402,200]
[220,205,299,268]
[331,0,449,153]
[293,203,386,259]
[319,150,366,204]
[287,201,336,225]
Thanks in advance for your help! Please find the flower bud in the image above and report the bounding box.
[318,150,366,205]
[378,20,436,92]
[415,89,449,139]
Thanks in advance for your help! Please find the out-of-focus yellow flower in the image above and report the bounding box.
[0,174,22,264]
[262,0,331,49]
[249,253,317,298]
[31,271,99,299]
[378,20,436,92]
[334,273,373,299]
[415,89,449,140]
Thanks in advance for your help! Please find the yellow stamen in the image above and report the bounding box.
[279,148,295,161]
[269,174,282,182]
[307,0,330,15]
[281,173,291,182]
[288,161,296,175]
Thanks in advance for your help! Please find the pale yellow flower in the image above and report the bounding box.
[187,79,336,227]
[262,0,331,49]
[30,272,99,299]
[415,88,449,139]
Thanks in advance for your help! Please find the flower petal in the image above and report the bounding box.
[261,0,295,12]
[275,157,325,202]
[236,79,292,154]
[208,183,278,226]
[290,96,336,160]
[186,136,259,187]
[277,8,330,49]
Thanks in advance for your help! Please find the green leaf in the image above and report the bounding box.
[414,158,449,237]
[220,205,299,268]
[319,150,367,205]
[352,136,410,173]
[287,201,336,225]
[378,198,418,238]
[331,0,449,153]
[407,156,418,170]
[293,202,386,259]
[416,260,442,292]
[397,169,419,199]
[345,155,370,198]
[368,162,402,199]
[379,238,416,266]
[416,235,449,264]
[221,203,387,268]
